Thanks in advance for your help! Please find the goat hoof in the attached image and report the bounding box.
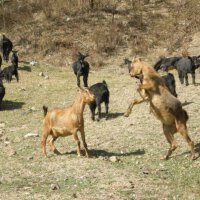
[124,112,130,117]
[160,156,168,160]
[190,155,196,160]
[97,118,100,122]
[54,149,61,155]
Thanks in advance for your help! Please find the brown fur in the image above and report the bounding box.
[127,58,195,160]
[41,88,95,157]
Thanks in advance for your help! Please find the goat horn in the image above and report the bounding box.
[132,55,136,63]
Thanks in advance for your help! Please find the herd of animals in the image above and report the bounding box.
[0,34,200,160]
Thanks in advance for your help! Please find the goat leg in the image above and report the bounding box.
[73,133,81,157]
[83,75,88,87]
[97,104,101,121]
[77,74,81,87]
[191,73,196,85]
[124,98,147,117]
[105,102,109,120]
[48,137,61,155]
[80,127,89,157]
[138,82,154,91]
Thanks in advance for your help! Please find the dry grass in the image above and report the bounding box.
[1,0,200,68]
[0,59,200,199]
[0,1,200,199]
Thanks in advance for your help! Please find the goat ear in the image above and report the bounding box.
[135,57,142,62]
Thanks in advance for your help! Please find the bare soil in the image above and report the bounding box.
[0,59,200,200]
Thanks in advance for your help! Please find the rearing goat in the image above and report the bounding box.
[41,87,95,157]
[72,52,90,87]
[127,57,195,160]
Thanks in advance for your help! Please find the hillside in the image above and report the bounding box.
[1,0,200,66]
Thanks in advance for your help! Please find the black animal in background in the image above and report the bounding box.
[124,58,132,73]
[72,52,90,87]
[0,63,19,83]
[11,51,18,68]
[0,79,5,109]
[161,73,177,97]
[154,56,181,71]
[0,35,13,62]
[124,58,178,97]
[175,57,196,86]
[89,80,110,121]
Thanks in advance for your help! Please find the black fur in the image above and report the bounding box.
[154,56,181,71]
[0,35,13,62]
[0,63,19,83]
[89,80,110,121]
[175,57,196,86]
[0,79,5,110]
[72,52,90,87]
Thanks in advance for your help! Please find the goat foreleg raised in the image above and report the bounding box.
[124,97,148,117]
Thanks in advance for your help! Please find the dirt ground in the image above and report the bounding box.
[0,59,200,200]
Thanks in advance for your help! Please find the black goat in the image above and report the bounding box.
[89,80,110,121]
[136,73,177,98]
[0,79,5,109]
[124,58,132,73]
[154,56,181,71]
[162,73,177,97]
[0,63,19,83]
[11,51,18,68]
[124,58,177,97]
[0,35,13,62]
[72,52,90,87]
[174,57,196,86]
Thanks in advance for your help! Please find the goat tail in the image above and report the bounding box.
[43,105,48,117]
[182,109,189,122]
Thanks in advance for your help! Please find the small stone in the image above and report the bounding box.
[39,72,44,76]
[30,61,38,66]
[19,88,26,91]
[72,193,77,198]
[31,107,36,111]
[9,150,17,156]
[24,133,39,138]
[44,75,49,79]
[51,183,60,190]
[27,156,34,161]
[0,123,5,128]
[109,156,119,162]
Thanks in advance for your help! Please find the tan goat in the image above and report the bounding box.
[41,87,95,157]
[126,57,195,160]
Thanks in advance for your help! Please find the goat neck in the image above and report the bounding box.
[71,93,86,116]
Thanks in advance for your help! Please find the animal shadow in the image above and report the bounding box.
[105,112,124,120]
[63,149,145,158]
[177,142,200,160]
[90,148,145,158]
[194,142,200,159]
[19,65,32,72]
[1,100,25,110]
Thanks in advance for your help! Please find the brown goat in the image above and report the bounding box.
[126,57,195,160]
[41,87,95,157]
